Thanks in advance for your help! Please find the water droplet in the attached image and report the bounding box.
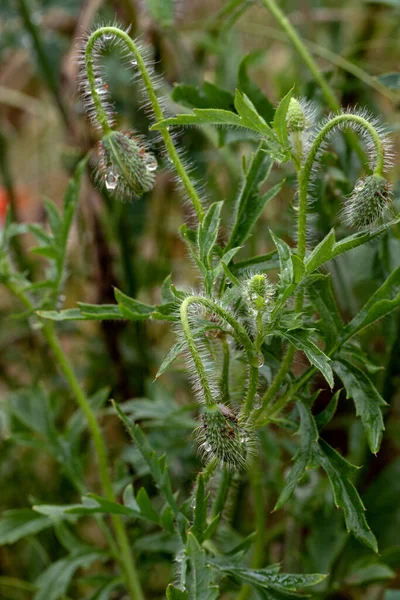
[145,154,158,172]
[105,168,118,191]
[104,33,113,41]
[241,431,250,443]
[251,293,259,301]
[191,497,196,509]
[257,353,265,368]
[204,442,211,453]
[131,59,137,66]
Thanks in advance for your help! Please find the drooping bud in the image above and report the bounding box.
[197,404,254,471]
[97,131,157,200]
[243,273,276,313]
[287,97,306,132]
[342,174,392,230]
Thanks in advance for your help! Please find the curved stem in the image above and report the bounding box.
[84,26,204,222]
[297,113,385,261]
[6,282,144,600]
[180,296,259,413]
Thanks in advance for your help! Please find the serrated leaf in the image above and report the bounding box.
[274,401,318,510]
[305,215,400,273]
[308,275,342,350]
[113,401,181,516]
[215,563,326,590]
[186,533,219,600]
[0,509,52,545]
[155,341,186,379]
[272,88,292,148]
[314,439,378,552]
[344,265,400,340]
[269,231,294,289]
[198,201,223,267]
[376,72,400,90]
[226,145,274,251]
[166,584,189,599]
[315,390,341,431]
[332,360,386,453]
[78,303,123,320]
[114,288,154,320]
[152,109,243,130]
[278,329,334,388]
[234,90,273,137]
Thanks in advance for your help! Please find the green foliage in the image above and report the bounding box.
[1,3,399,600]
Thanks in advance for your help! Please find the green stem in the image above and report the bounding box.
[180,296,258,413]
[210,468,232,520]
[259,0,339,112]
[220,337,231,403]
[84,26,204,222]
[237,458,265,600]
[6,282,144,600]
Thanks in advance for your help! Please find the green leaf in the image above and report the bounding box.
[344,265,400,340]
[226,145,274,251]
[37,308,85,321]
[152,109,243,130]
[136,487,160,523]
[155,341,186,379]
[186,532,219,600]
[34,551,104,600]
[161,274,175,303]
[315,390,341,431]
[198,202,223,267]
[305,229,335,275]
[238,52,275,124]
[274,401,319,510]
[376,72,400,90]
[145,0,175,27]
[113,401,181,516]
[269,231,294,289]
[234,90,273,137]
[308,275,342,350]
[0,509,52,545]
[314,439,378,552]
[215,563,326,591]
[78,303,123,320]
[332,360,386,454]
[114,288,154,320]
[166,584,189,599]
[43,197,62,239]
[278,329,334,388]
[272,88,292,148]
[190,474,209,544]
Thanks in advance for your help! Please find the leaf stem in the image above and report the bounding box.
[84,26,204,221]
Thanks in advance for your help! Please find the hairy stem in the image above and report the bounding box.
[6,282,144,600]
[210,468,232,520]
[84,26,204,221]
[297,113,385,261]
[180,296,258,413]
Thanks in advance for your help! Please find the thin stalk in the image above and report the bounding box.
[85,26,204,222]
[210,468,232,520]
[220,337,231,403]
[237,457,265,600]
[6,282,144,600]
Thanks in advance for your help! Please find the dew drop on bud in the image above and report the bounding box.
[257,353,265,368]
[145,154,158,172]
[105,168,118,190]
[131,59,137,66]
[240,431,250,443]
[104,33,113,41]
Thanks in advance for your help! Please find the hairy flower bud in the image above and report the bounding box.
[342,174,391,230]
[197,404,254,470]
[97,131,157,199]
[287,97,306,132]
[243,274,275,313]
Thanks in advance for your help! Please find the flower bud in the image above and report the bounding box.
[197,404,253,470]
[342,174,391,229]
[287,97,306,132]
[243,274,275,313]
[97,131,157,199]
